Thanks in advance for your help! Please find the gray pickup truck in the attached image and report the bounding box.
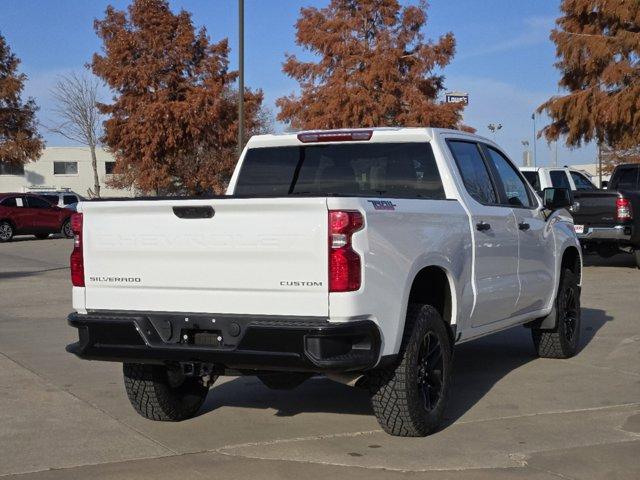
[521,164,640,267]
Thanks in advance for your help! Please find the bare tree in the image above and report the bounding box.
[49,73,103,197]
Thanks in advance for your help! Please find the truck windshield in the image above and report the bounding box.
[234,142,445,199]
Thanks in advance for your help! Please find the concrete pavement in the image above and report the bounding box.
[0,237,638,479]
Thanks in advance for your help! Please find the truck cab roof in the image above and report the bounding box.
[246,127,491,149]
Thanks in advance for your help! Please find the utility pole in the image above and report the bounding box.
[238,0,245,158]
[598,143,603,188]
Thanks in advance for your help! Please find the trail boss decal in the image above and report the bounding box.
[368,200,397,211]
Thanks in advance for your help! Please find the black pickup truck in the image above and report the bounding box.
[521,164,640,267]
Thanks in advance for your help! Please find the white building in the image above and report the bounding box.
[0,147,134,198]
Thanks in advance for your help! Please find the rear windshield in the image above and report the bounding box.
[614,167,640,191]
[234,142,445,199]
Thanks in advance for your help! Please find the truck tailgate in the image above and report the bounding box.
[572,191,619,227]
[79,198,329,317]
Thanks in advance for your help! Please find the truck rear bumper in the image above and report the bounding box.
[66,311,381,373]
[577,225,632,242]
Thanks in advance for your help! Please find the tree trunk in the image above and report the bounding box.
[90,143,101,198]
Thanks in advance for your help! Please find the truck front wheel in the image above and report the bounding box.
[369,304,453,437]
[123,363,209,421]
[531,268,581,358]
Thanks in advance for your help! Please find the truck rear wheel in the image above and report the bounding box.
[123,363,209,421]
[532,269,581,359]
[369,304,452,437]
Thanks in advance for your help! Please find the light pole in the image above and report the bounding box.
[487,123,502,140]
[238,0,245,158]
[521,140,530,167]
[531,113,537,167]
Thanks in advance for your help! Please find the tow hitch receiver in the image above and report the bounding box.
[180,362,215,377]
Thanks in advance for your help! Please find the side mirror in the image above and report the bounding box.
[543,187,573,211]
[601,181,608,189]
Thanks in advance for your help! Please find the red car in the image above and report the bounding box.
[0,193,74,242]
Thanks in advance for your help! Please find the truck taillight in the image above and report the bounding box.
[616,197,632,222]
[70,213,84,287]
[328,210,363,292]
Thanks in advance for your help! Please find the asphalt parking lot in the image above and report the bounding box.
[0,237,638,479]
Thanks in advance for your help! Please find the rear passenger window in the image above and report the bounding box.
[485,147,534,208]
[522,171,541,191]
[550,170,571,190]
[41,195,58,205]
[448,140,498,205]
[570,172,596,191]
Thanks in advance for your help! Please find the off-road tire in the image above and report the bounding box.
[61,219,73,239]
[123,363,209,421]
[369,304,453,437]
[0,221,13,242]
[257,372,311,390]
[532,269,581,359]
[35,233,50,240]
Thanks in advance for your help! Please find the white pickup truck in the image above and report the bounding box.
[67,128,582,437]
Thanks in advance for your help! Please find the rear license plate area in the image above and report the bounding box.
[181,330,222,346]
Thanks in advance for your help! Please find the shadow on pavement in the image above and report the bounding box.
[4,234,71,243]
[0,266,69,280]
[583,252,637,268]
[198,307,612,424]
[200,374,373,417]
[443,307,613,427]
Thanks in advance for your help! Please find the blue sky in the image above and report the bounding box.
[0,0,597,166]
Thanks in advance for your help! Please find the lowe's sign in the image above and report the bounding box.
[445,92,469,104]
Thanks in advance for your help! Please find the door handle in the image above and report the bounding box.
[476,221,491,231]
[518,222,530,231]
[172,206,215,219]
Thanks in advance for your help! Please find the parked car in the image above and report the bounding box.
[521,165,640,267]
[26,189,84,208]
[0,193,75,242]
[66,128,581,437]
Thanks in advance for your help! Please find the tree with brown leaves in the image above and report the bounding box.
[539,0,640,152]
[601,144,640,174]
[276,0,467,131]
[91,0,268,195]
[0,32,43,168]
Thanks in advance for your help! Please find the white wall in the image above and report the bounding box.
[0,147,134,198]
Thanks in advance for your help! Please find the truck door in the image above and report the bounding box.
[447,140,520,326]
[481,145,555,314]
